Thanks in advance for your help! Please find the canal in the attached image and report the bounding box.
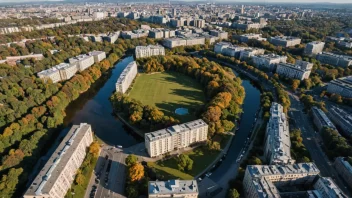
[209,70,261,182]
[62,56,140,147]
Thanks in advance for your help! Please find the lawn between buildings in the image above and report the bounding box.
[128,71,206,123]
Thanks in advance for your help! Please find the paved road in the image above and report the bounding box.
[288,92,351,196]
[85,146,127,198]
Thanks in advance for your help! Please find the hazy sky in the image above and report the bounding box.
[0,0,351,3]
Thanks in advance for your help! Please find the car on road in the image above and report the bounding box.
[116,145,123,149]
[95,178,100,184]
[206,172,212,177]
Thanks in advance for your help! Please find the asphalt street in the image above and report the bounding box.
[288,92,351,196]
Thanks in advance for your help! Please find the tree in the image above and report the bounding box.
[128,163,144,182]
[291,79,300,91]
[75,172,85,186]
[89,142,100,157]
[126,154,138,167]
[228,188,240,198]
[177,154,193,171]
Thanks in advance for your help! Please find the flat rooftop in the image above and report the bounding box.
[149,180,198,195]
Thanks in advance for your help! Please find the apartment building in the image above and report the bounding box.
[209,29,228,40]
[102,31,120,43]
[214,42,231,54]
[69,54,95,71]
[232,21,266,30]
[163,37,205,48]
[328,106,352,137]
[304,41,325,55]
[149,28,176,39]
[252,54,287,71]
[239,33,267,43]
[148,180,198,198]
[135,45,165,58]
[37,67,62,83]
[115,61,138,94]
[313,177,347,198]
[88,51,106,63]
[327,76,352,98]
[239,48,265,60]
[311,106,336,132]
[145,119,208,158]
[264,103,294,165]
[56,63,78,81]
[269,36,302,47]
[243,163,320,198]
[5,54,44,66]
[121,29,149,39]
[334,157,352,190]
[317,52,352,68]
[24,123,93,198]
[276,60,313,80]
[194,19,205,28]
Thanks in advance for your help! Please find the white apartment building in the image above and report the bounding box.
[209,30,228,40]
[311,106,336,132]
[149,28,175,39]
[327,76,352,98]
[145,119,208,158]
[88,51,106,63]
[239,33,267,43]
[243,163,321,198]
[269,36,302,47]
[37,67,62,83]
[317,52,352,68]
[69,54,95,71]
[264,103,294,165]
[304,41,325,55]
[24,123,93,198]
[239,48,265,60]
[102,31,120,43]
[115,61,138,94]
[56,63,78,81]
[135,45,165,58]
[194,19,205,28]
[276,60,313,80]
[214,42,231,54]
[313,177,347,198]
[252,54,287,71]
[163,37,205,48]
[148,180,198,198]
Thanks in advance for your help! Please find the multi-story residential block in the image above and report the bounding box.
[149,28,176,39]
[334,157,352,190]
[328,106,352,137]
[145,119,208,158]
[56,63,78,81]
[163,37,205,48]
[135,45,165,58]
[121,29,149,39]
[311,106,336,132]
[269,36,302,47]
[90,35,103,42]
[317,52,352,68]
[327,76,352,98]
[304,41,325,55]
[243,163,321,198]
[186,36,206,46]
[209,29,228,40]
[69,54,95,71]
[264,103,294,165]
[88,51,106,63]
[239,48,265,60]
[23,123,93,198]
[102,31,120,43]
[313,177,347,198]
[276,60,313,80]
[339,41,352,48]
[194,19,205,28]
[252,54,287,71]
[115,61,138,94]
[214,42,231,54]
[148,180,198,198]
[37,67,62,83]
[232,21,266,30]
[239,33,267,43]
[5,54,44,66]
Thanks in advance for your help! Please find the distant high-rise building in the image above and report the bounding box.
[172,8,176,17]
[241,5,244,14]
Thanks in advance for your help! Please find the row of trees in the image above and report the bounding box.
[290,129,311,163]
[321,127,352,160]
[125,155,148,198]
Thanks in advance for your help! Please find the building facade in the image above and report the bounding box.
[264,103,294,165]
[24,123,93,198]
[327,76,352,98]
[276,60,313,80]
[194,19,205,28]
[148,180,198,198]
[327,106,352,137]
[313,177,347,198]
[135,45,165,58]
[317,52,352,68]
[145,119,208,158]
[88,51,106,63]
[334,157,352,190]
[239,48,265,60]
[37,67,62,83]
[69,54,95,71]
[163,37,205,48]
[269,36,302,47]
[57,63,78,81]
[239,33,267,43]
[209,30,228,40]
[304,41,325,55]
[115,61,138,94]
[311,106,336,132]
[252,54,287,71]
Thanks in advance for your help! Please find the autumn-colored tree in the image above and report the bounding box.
[125,154,138,166]
[75,172,85,186]
[128,163,144,182]
[89,142,100,157]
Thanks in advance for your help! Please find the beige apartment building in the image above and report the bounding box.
[276,60,313,80]
[135,45,165,58]
[145,119,208,158]
[24,123,93,198]
[88,51,106,63]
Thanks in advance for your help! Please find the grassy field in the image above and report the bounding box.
[147,148,220,180]
[128,72,206,122]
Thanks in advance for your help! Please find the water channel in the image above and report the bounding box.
[60,56,261,181]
